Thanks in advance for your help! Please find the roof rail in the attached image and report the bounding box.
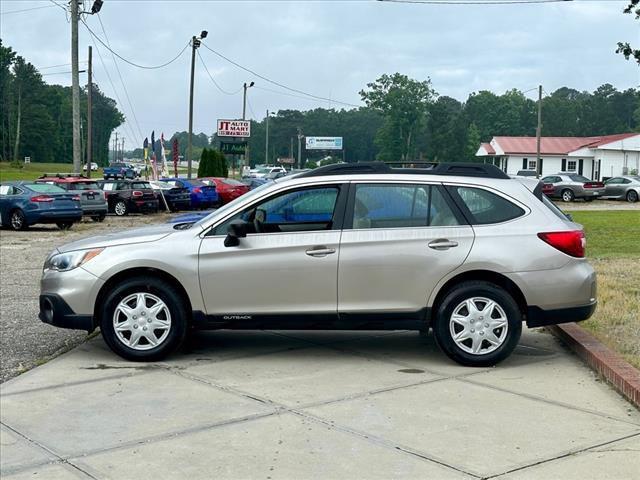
[39,173,87,179]
[298,161,510,180]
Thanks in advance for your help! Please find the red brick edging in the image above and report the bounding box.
[549,323,640,409]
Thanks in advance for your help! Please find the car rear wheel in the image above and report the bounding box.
[433,281,522,367]
[627,190,638,203]
[561,189,575,202]
[114,201,128,216]
[56,221,73,230]
[100,277,188,361]
[9,209,27,231]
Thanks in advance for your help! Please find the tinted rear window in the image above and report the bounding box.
[72,182,100,190]
[569,174,590,183]
[453,186,524,224]
[131,182,152,189]
[27,184,66,193]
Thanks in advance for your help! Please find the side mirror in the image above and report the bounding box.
[224,219,248,247]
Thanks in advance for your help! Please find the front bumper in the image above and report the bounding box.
[526,301,597,328]
[39,294,94,332]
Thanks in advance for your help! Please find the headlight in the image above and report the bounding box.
[44,248,104,272]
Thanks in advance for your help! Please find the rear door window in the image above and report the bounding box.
[450,186,524,225]
[350,184,460,229]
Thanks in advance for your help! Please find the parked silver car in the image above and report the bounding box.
[36,176,108,222]
[540,173,605,202]
[601,176,640,203]
[39,162,597,367]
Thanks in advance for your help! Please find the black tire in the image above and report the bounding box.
[114,200,128,216]
[432,281,522,367]
[91,213,107,222]
[627,190,639,203]
[9,209,27,231]
[561,189,575,202]
[56,221,73,230]
[100,276,188,361]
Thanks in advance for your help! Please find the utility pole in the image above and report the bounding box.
[114,132,118,164]
[187,31,208,179]
[290,137,294,162]
[297,128,303,170]
[86,46,92,178]
[121,138,125,161]
[536,84,542,178]
[242,82,254,168]
[265,110,269,165]
[187,36,197,179]
[71,0,81,173]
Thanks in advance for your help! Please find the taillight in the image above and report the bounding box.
[538,230,585,258]
[31,195,54,203]
[584,182,604,189]
[193,187,202,194]
[103,191,108,200]
[72,195,81,201]
[132,190,143,197]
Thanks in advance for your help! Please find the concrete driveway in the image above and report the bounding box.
[1,329,639,479]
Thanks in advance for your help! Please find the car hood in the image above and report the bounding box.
[57,224,178,253]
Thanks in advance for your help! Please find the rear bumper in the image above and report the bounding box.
[526,302,597,328]
[39,294,94,332]
[81,206,108,215]
[131,199,159,212]
[30,210,83,224]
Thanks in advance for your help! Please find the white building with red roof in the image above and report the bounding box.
[476,133,640,180]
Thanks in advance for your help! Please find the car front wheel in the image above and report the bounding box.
[433,281,522,367]
[100,277,188,361]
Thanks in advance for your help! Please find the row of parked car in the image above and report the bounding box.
[516,170,640,202]
[0,174,271,231]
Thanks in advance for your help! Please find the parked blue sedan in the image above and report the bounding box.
[0,182,82,230]
[158,178,219,209]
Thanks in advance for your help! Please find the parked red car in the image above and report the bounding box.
[200,177,249,204]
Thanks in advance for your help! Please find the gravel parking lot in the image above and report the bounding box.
[0,213,169,382]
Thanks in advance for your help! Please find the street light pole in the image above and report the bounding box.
[241,81,254,168]
[87,46,92,178]
[187,30,207,179]
[265,110,269,165]
[297,128,303,170]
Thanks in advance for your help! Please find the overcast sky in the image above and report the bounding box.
[1,0,639,147]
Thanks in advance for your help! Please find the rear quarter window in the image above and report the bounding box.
[452,186,524,225]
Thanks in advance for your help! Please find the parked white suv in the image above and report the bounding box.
[40,162,596,366]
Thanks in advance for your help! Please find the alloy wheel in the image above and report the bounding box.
[627,191,638,203]
[114,201,127,216]
[449,297,509,355]
[112,292,172,350]
[562,190,574,202]
[10,210,24,230]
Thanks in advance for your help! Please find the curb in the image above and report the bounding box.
[549,323,640,409]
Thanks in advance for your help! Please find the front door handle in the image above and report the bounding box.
[428,239,459,250]
[305,246,336,257]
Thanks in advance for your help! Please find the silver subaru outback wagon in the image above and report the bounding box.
[39,162,597,367]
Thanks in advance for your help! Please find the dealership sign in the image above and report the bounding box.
[305,136,343,150]
[220,142,247,155]
[217,119,251,138]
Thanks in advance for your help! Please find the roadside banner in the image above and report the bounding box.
[305,136,343,150]
[217,119,251,138]
[172,138,179,177]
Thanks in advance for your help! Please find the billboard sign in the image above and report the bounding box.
[305,136,343,150]
[220,141,247,155]
[217,119,251,138]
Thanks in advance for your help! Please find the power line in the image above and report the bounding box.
[1,4,57,15]
[197,50,243,96]
[38,61,87,70]
[94,13,144,143]
[81,19,190,70]
[91,40,139,147]
[377,0,572,4]
[200,43,360,108]
[254,85,337,104]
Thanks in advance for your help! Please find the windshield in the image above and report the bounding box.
[194,181,274,226]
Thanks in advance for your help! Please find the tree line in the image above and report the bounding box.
[0,40,124,165]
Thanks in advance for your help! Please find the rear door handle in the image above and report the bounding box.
[305,246,336,257]
[428,239,459,250]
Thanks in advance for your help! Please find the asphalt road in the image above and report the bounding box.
[0,214,168,383]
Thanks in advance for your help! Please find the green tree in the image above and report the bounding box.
[360,73,436,161]
[197,148,209,177]
[464,123,481,162]
[616,1,640,64]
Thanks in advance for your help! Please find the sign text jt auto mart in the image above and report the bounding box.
[217,120,251,138]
